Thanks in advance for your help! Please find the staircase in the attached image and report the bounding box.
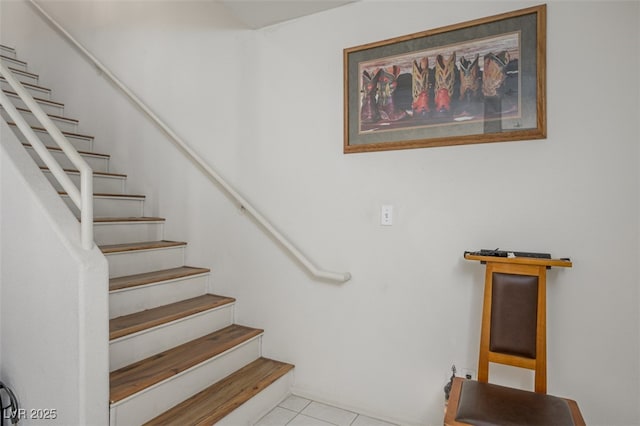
[1,44,294,425]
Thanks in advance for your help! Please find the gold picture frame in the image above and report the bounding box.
[343,5,547,153]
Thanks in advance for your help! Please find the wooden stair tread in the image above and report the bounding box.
[8,106,78,123]
[9,66,37,77]
[0,75,49,91]
[110,294,235,340]
[58,191,145,199]
[100,240,187,254]
[144,357,294,426]
[22,143,106,157]
[94,216,165,223]
[0,54,27,65]
[40,166,125,178]
[3,67,39,81]
[109,266,211,292]
[12,123,92,139]
[3,90,63,107]
[109,324,263,404]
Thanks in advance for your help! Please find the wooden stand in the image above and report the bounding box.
[464,253,572,394]
[442,253,583,426]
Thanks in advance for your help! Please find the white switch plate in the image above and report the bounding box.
[381,205,393,226]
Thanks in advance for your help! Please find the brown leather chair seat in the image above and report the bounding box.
[445,377,584,426]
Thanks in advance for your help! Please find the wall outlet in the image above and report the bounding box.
[381,205,393,226]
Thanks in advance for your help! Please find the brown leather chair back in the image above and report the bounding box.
[478,261,549,393]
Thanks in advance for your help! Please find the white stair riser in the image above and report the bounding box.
[0,46,17,59]
[109,303,235,371]
[1,109,77,133]
[12,126,93,151]
[109,274,209,319]
[62,196,144,218]
[25,145,109,173]
[0,80,50,99]
[109,336,262,426]
[0,56,27,72]
[217,371,295,426]
[94,221,163,245]
[4,93,63,115]
[43,170,125,194]
[105,246,185,278]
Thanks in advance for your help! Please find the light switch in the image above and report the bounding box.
[381,205,393,226]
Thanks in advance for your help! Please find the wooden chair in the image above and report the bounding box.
[444,253,585,425]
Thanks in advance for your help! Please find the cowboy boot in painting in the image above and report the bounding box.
[482,51,510,97]
[459,54,481,102]
[457,54,482,116]
[434,52,456,114]
[411,57,430,117]
[377,65,408,122]
[360,69,381,124]
[482,51,511,120]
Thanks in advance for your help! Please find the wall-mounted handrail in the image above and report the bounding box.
[27,0,350,282]
[0,61,94,250]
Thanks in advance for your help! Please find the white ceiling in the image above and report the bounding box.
[220,0,356,29]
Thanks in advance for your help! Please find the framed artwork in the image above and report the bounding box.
[343,4,546,153]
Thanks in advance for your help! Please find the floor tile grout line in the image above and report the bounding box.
[287,412,340,426]
[290,406,359,426]
[278,396,319,426]
[303,400,360,419]
[262,395,396,426]
[281,407,298,414]
[282,410,297,426]
[298,398,312,413]
[278,396,312,414]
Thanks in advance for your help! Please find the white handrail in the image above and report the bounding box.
[0,62,94,250]
[27,0,350,282]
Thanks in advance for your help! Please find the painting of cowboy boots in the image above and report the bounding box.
[344,5,545,152]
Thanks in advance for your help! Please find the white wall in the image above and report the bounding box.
[1,1,638,425]
[0,120,109,425]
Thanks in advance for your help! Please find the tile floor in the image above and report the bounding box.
[255,395,398,426]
